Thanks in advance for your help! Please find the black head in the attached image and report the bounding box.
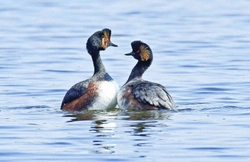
[86,28,118,54]
[125,41,153,62]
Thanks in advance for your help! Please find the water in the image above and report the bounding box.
[1,0,250,161]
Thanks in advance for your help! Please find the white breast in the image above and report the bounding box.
[89,80,119,110]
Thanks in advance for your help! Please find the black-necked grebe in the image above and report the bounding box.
[117,41,176,110]
[61,28,119,111]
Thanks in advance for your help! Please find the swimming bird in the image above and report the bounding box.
[61,28,119,111]
[117,41,176,110]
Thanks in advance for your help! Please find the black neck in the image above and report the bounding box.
[90,51,106,75]
[126,60,152,83]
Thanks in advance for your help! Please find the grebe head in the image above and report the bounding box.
[86,28,118,54]
[125,40,153,62]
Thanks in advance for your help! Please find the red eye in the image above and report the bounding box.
[136,50,140,53]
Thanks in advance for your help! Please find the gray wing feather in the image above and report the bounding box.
[132,81,175,109]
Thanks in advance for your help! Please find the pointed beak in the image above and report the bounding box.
[125,52,134,56]
[108,41,118,47]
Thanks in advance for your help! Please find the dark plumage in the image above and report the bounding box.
[61,28,119,111]
[117,41,176,110]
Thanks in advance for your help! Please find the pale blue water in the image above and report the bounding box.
[1,1,250,161]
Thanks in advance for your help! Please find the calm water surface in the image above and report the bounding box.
[1,1,250,161]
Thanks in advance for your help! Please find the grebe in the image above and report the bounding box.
[117,41,176,110]
[61,28,119,111]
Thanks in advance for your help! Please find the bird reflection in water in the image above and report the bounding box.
[62,109,172,155]
[124,112,171,158]
[63,110,118,154]
[127,110,172,120]
[90,120,117,154]
[63,108,118,122]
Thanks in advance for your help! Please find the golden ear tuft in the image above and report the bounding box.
[100,30,110,49]
[103,30,110,41]
[139,45,150,61]
[100,37,106,49]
